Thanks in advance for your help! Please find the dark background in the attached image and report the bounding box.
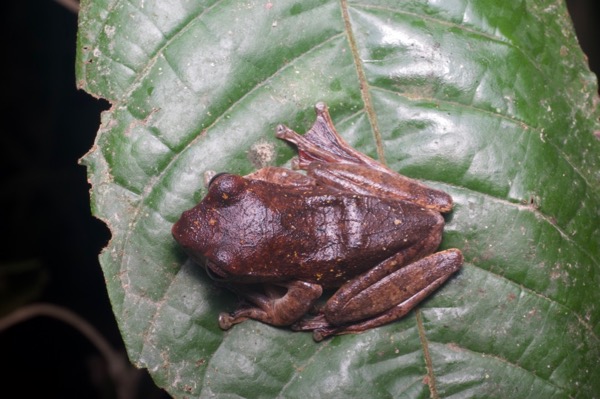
[0,1,597,398]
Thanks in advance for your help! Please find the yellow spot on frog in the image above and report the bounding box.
[394,219,402,225]
[315,272,323,280]
[222,193,229,200]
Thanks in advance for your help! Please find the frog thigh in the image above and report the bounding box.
[311,249,462,341]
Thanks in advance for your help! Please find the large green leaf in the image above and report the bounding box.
[77,0,600,397]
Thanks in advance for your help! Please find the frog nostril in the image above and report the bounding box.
[172,218,184,241]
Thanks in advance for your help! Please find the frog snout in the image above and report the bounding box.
[172,210,202,250]
[171,215,190,247]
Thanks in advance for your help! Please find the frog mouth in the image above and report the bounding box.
[205,261,228,281]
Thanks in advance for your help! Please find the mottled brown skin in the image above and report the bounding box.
[172,103,463,341]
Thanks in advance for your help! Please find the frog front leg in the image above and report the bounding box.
[293,248,463,341]
[218,280,323,330]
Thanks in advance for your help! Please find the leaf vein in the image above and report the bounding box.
[340,0,386,164]
[428,341,568,394]
[416,310,438,398]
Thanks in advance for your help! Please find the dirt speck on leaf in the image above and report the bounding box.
[248,141,276,168]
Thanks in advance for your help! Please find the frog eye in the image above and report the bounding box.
[208,173,247,201]
[208,172,229,187]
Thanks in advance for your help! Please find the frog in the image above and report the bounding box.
[172,102,463,341]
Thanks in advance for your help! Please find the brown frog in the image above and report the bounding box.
[172,103,463,341]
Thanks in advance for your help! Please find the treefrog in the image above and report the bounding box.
[172,103,463,341]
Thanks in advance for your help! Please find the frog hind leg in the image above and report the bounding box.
[246,166,316,188]
[292,249,463,341]
[218,280,322,330]
[276,103,453,212]
[276,102,383,170]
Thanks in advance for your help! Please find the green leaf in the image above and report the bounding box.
[77,0,600,397]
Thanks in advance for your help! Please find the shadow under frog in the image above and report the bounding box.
[172,103,463,341]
